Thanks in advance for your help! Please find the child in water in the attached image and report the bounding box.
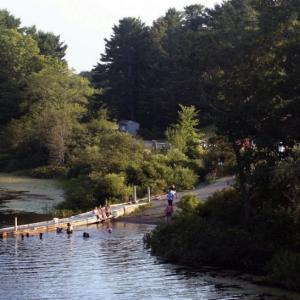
[66,223,73,234]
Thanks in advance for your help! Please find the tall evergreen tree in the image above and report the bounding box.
[25,26,67,61]
[0,9,20,29]
[92,18,151,122]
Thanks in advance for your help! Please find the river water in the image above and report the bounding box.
[1,222,299,300]
[0,174,299,300]
[0,173,64,228]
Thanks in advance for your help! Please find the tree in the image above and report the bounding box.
[0,9,21,29]
[166,105,203,158]
[209,0,300,220]
[0,28,42,128]
[92,17,151,121]
[6,60,93,166]
[25,26,67,61]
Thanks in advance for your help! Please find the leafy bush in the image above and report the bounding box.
[172,166,198,190]
[165,148,189,167]
[90,172,132,203]
[58,178,96,210]
[143,178,167,194]
[197,188,243,226]
[176,193,200,214]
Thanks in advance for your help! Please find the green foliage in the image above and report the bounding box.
[147,187,300,288]
[90,172,132,204]
[25,26,67,60]
[202,136,236,179]
[166,105,204,158]
[176,193,200,213]
[92,17,151,121]
[5,60,93,166]
[172,166,198,190]
[267,251,300,290]
[0,9,21,29]
[0,28,42,127]
[58,178,96,210]
[198,188,243,226]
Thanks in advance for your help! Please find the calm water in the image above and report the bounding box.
[0,222,298,300]
[0,173,64,227]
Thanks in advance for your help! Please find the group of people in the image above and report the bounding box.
[56,223,73,234]
[164,185,176,221]
[93,204,112,221]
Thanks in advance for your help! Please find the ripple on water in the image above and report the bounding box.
[0,222,298,300]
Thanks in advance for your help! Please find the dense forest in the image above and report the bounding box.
[1,0,300,290]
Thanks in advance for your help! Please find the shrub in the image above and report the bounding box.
[171,166,198,190]
[165,148,189,167]
[143,178,167,194]
[176,193,200,214]
[267,251,300,290]
[198,188,243,226]
[58,178,96,210]
[90,172,132,203]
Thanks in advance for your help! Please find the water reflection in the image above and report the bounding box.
[0,222,298,300]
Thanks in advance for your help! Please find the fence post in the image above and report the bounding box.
[147,187,151,203]
[14,217,18,232]
[134,186,137,203]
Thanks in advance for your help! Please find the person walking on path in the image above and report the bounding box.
[167,186,176,206]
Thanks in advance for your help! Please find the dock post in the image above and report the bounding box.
[14,217,18,232]
[147,187,151,203]
[134,186,137,203]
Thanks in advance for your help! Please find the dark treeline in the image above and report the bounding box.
[91,5,213,134]
[91,0,299,138]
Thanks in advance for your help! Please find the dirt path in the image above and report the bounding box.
[119,177,234,225]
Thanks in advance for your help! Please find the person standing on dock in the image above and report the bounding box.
[105,204,112,217]
[94,206,100,221]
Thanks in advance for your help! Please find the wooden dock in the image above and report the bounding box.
[0,200,150,238]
